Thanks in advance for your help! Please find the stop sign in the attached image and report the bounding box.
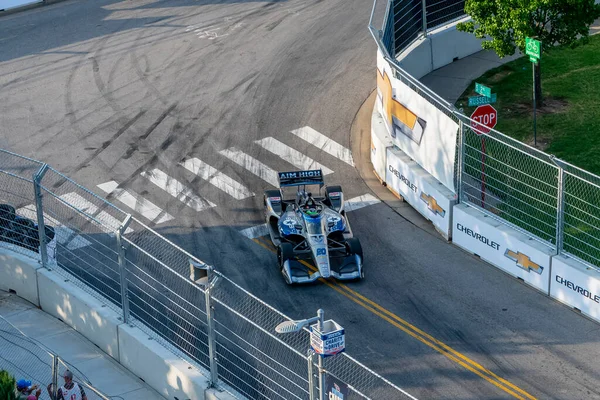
[470,104,497,135]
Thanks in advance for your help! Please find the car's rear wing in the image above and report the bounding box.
[278,169,324,188]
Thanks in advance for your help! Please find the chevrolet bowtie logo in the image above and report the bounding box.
[504,249,543,274]
[420,192,445,217]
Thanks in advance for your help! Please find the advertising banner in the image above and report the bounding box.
[550,255,600,323]
[326,375,349,400]
[376,50,458,192]
[310,320,345,358]
[452,204,553,293]
[386,147,456,239]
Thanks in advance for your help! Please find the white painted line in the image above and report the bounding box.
[180,158,254,200]
[60,192,134,234]
[97,181,174,224]
[254,137,334,175]
[16,204,92,250]
[140,169,216,212]
[345,194,381,212]
[291,126,355,166]
[220,147,279,187]
[239,224,269,239]
[240,193,381,239]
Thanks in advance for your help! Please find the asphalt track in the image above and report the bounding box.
[1,1,600,399]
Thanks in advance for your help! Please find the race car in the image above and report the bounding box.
[263,169,364,284]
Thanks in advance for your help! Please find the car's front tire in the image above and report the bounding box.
[277,243,295,285]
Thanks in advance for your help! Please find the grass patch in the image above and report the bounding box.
[456,35,600,175]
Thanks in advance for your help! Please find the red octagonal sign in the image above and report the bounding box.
[470,104,497,135]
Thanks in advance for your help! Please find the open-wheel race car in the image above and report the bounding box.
[263,169,364,284]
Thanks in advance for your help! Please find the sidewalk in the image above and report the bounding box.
[0,291,166,400]
[420,17,600,104]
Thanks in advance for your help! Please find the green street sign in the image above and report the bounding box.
[468,94,497,107]
[526,37,541,60]
[475,83,492,98]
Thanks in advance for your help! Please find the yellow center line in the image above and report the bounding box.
[252,236,536,400]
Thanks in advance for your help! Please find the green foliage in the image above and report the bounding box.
[0,370,16,400]
[458,0,600,57]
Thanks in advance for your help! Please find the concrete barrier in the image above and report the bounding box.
[0,246,41,306]
[370,106,393,183]
[452,204,554,294]
[118,323,236,400]
[386,147,457,239]
[550,255,600,323]
[396,18,483,80]
[37,268,121,360]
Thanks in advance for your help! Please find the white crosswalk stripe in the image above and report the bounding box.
[60,192,134,234]
[291,126,355,166]
[254,137,334,175]
[97,181,174,224]
[140,168,216,212]
[239,193,381,239]
[220,147,280,187]
[180,158,254,200]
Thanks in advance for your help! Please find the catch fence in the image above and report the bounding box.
[371,0,600,270]
[0,315,110,400]
[0,146,416,400]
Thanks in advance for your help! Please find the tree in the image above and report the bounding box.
[0,370,16,400]
[458,0,600,103]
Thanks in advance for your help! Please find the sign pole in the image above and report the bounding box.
[533,61,537,147]
[317,309,325,400]
[526,37,541,147]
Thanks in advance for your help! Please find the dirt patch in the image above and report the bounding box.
[525,136,551,151]
[486,70,513,83]
[510,97,569,115]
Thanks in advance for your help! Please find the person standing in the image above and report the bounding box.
[14,379,41,400]
[47,370,87,400]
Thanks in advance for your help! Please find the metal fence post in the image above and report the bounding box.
[458,121,465,203]
[51,355,59,399]
[556,165,565,254]
[421,0,428,37]
[205,268,219,387]
[116,215,132,323]
[33,164,49,268]
[307,350,315,400]
[190,259,220,387]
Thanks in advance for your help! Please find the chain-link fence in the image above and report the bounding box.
[371,0,600,270]
[0,315,110,400]
[0,144,416,399]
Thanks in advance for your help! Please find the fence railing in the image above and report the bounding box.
[371,0,600,271]
[0,146,416,400]
[0,315,110,400]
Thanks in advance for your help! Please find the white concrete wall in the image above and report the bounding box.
[396,18,484,80]
[118,323,235,400]
[0,247,41,306]
[550,255,600,323]
[452,204,554,294]
[37,268,122,360]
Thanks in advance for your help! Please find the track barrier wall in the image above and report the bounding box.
[370,0,600,323]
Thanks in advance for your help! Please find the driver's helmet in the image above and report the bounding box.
[305,207,319,217]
